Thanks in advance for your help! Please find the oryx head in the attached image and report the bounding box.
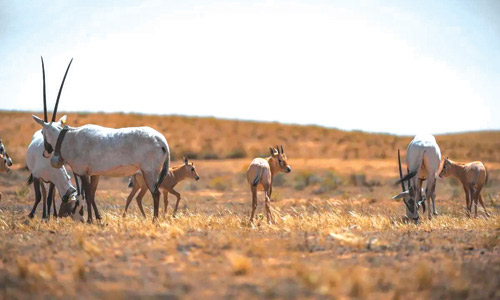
[0,139,13,168]
[269,145,292,173]
[32,57,72,166]
[58,174,83,220]
[182,156,200,181]
[0,153,10,173]
[439,157,451,178]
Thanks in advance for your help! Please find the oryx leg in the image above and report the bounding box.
[80,176,94,223]
[29,178,42,219]
[426,178,436,219]
[123,184,140,217]
[46,183,56,219]
[418,178,426,213]
[249,185,258,223]
[142,171,160,220]
[135,188,148,218]
[170,188,182,217]
[478,193,490,217]
[41,182,47,219]
[431,191,438,215]
[463,186,471,217]
[263,183,274,224]
[471,186,479,218]
[90,176,101,220]
[163,190,169,216]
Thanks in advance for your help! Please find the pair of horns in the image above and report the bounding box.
[41,57,73,122]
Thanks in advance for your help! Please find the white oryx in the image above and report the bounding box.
[32,57,170,222]
[0,138,13,172]
[394,134,441,222]
[26,124,78,219]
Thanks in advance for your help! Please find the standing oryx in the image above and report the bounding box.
[395,134,441,222]
[26,122,77,219]
[32,57,170,222]
[246,145,291,224]
[0,139,13,172]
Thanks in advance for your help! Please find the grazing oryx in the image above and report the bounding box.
[123,156,200,218]
[0,153,10,174]
[32,57,170,222]
[439,158,490,217]
[395,134,441,222]
[246,145,291,224]
[0,139,13,171]
[26,122,78,219]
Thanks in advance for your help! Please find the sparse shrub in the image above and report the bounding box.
[294,171,321,191]
[313,170,343,194]
[209,176,229,191]
[350,173,367,187]
[226,148,247,159]
[15,186,29,198]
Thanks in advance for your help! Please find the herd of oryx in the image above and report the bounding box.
[0,58,492,224]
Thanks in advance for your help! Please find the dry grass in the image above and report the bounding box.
[0,111,499,298]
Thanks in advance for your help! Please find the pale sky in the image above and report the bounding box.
[1,0,499,135]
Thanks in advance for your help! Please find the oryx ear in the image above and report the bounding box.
[57,115,67,126]
[392,191,409,200]
[32,115,45,127]
[270,147,275,156]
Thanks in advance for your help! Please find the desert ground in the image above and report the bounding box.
[0,111,499,299]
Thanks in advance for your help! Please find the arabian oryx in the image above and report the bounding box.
[394,134,441,222]
[32,57,170,222]
[246,146,292,224]
[439,158,490,217]
[123,156,200,218]
[26,121,78,219]
[0,139,13,173]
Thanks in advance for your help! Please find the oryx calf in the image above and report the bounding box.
[246,145,291,224]
[26,124,77,219]
[395,134,441,222]
[439,158,489,217]
[123,157,200,218]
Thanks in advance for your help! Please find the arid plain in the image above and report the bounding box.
[0,111,499,299]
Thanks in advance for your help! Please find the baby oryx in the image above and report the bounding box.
[123,157,200,218]
[246,145,291,224]
[439,158,490,217]
[32,57,170,222]
[396,134,441,222]
[26,123,77,219]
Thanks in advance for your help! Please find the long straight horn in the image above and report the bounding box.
[52,58,73,122]
[397,149,406,192]
[41,57,47,122]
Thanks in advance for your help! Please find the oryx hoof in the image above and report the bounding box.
[28,213,35,219]
[433,211,438,216]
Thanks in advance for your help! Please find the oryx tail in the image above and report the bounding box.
[154,148,170,195]
[252,169,264,187]
[396,149,426,185]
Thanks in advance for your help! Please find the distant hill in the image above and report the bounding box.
[1,111,499,164]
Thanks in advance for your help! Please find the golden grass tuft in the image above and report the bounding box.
[225,251,252,275]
